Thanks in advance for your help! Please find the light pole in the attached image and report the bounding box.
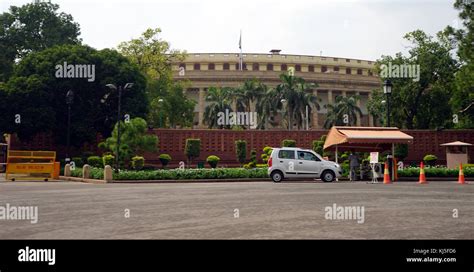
[158,98,164,128]
[65,90,74,163]
[383,79,393,127]
[106,83,134,172]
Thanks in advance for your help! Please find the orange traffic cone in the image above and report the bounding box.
[419,161,427,184]
[458,164,466,184]
[383,162,391,184]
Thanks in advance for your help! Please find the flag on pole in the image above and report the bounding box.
[239,30,243,71]
[239,30,242,49]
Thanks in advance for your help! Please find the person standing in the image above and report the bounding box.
[348,151,360,182]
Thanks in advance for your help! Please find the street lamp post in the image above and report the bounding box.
[158,98,164,128]
[383,80,393,127]
[65,90,74,163]
[106,83,134,173]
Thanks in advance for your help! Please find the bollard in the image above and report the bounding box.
[104,165,113,183]
[64,163,71,177]
[82,164,91,180]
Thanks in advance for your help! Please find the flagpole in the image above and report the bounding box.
[239,30,243,71]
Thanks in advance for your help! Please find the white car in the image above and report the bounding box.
[267,147,342,183]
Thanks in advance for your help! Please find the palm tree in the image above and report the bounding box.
[235,78,264,113]
[255,84,281,129]
[203,87,233,128]
[323,95,363,128]
[277,74,319,130]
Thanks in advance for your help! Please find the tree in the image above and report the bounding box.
[1,44,148,144]
[204,87,233,128]
[0,2,81,81]
[117,28,186,81]
[255,84,281,129]
[185,139,201,165]
[99,118,158,166]
[234,78,264,113]
[370,30,457,129]
[117,28,193,129]
[324,95,362,128]
[276,74,319,130]
[445,0,474,128]
[235,140,247,166]
[148,80,196,128]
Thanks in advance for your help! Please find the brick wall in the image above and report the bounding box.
[8,129,474,167]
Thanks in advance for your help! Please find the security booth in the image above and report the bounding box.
[440,141,472,169]
[323,126,414,181]
[5,150,58,181]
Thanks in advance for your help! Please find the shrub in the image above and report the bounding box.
[423,154,438,166]
[185,139,201,164]
[113,168,269,180]
[206,155,220,168]
[281,139,296,147]
[131,156,145,170]
[312,140,322,155]
[398,167,474,177]
[261,146,272,163]
[103,154,115,167]
[395,144,408,161]
[235,140,247,165]
[250,148,257,164]
[87,156,103,168]
[71,157,83,167]
[340,153,349,162]
[159,154,172,168]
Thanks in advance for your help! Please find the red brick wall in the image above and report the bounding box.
[147,129,474,167]
[8,129,474,167]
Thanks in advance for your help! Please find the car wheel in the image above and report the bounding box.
[271,170,283,183]
[321,170,335,182]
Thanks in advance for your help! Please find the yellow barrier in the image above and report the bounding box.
[5,150,56,181]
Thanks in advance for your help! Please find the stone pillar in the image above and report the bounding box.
[82,164,91,179]
[328,90,333,104]
[198,88,206,128]
[104,165,113,183]
[64,163,71,177]
[311,89,319,129]
[342,90,347,97]
[356,91,361,126]
[368,92,374,126]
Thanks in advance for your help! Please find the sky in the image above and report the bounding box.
[0,0,462,61]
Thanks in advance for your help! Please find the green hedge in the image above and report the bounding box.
[70,167,104,179]
[281,139,296,147]
[113,168,269,180]
[398,167,474,177]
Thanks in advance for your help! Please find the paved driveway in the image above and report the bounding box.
[0,180,472,239]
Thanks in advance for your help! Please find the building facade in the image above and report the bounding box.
[171,52,380,129]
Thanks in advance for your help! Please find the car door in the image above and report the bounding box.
[277,149,297,178]
[296,151,321,178]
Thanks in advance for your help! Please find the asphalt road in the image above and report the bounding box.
[0,180,472,239]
